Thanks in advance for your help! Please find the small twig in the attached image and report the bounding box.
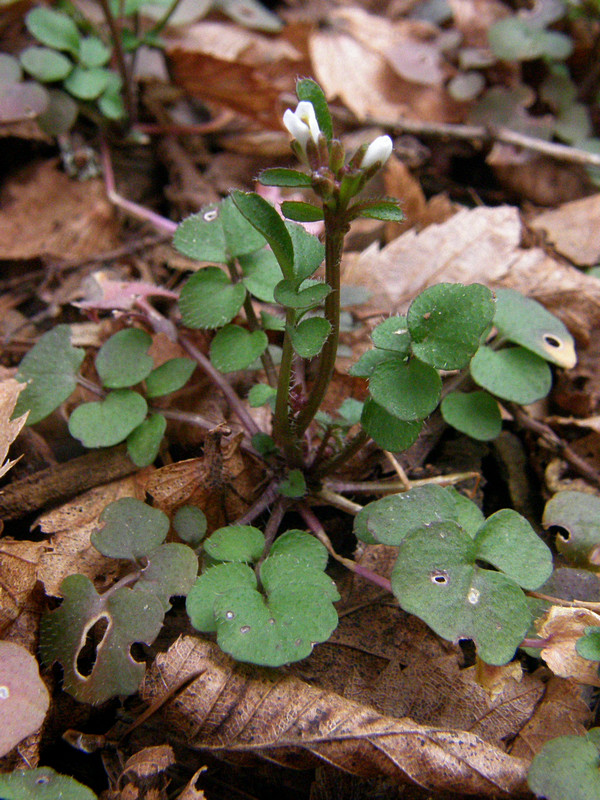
[314,487,363,515]
[324,470,482,495]
[299,504,392,593]
[384,451,411,489]
[180,336,260,437]
[233,480,280,525]
[507,403,600,490]
[529,590,600,613]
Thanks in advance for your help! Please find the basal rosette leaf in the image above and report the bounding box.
[179,267,246,329]
[209,325,268,372]
[20,46,73,82]
[15,325,85,425]
[407,283,495,370]
[138,542,199,611]
[371,316,411,356]
[391,521,531,664]
[368,358,442,421]
[441,390,502,441]
[68,390,147,447]
[26,7,80,54]
[95,328,153,388]
[470,346,552,404]
[203,525,265,563]
[40,574,164,704]
[127,413,166,467]
[145,358,196,398]
[528,729,600,800]
[92,497,169,560]
[360,399,422,453]
[543,490,600,567]
[0,767,97,800]
[173,204,227,262]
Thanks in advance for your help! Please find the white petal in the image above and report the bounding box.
[295,101,320,144]
[283,108,310,148]
[362,135,393,169]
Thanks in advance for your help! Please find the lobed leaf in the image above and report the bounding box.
[68,390,148,447]
[209,324,268,372]
[15,325,84,425]
[348,349,400,378]
[138,542,198,611]
[240,249,281,302]
[288,316,331,358]
[441,390,502,441]
[528,730,600,800]
[360,399,422,453]
[407,283,495,370]
[274,278,331,310]
[95,328,153,388]
[371,316,411,356]
[173,204,227,262]
[92,497,169,560]
[286,222,325,283]
[179,267,246,329]
[368,358,441,421]
[470,346,552,404]
[278,469,307,498]
[204,526,265,563]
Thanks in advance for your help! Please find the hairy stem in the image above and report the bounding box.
[314,429,370,480]
[273,311,302,465]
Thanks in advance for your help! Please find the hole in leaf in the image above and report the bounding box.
[203,208,219,222]
[76,615,109,678]
[36,777,50,785]
[430,570,449,584]
[551,525,571,542]
[239,625,251,634]
[543,334,561,348]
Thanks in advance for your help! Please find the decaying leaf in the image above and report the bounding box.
[0,642,49,758]
[141,636,529,797]
[530,193,600,267]
[0,539,45,635]
[536,606,600,686]
[0,379,28,481]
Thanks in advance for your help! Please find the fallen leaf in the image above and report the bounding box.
[141,636,529,797]
[0,379,28,481]
[530,193,600,267]
[537,606,600,686]
[0,641,49,758]
[0,539,44,635]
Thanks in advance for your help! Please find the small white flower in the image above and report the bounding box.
[361,135,393,169]
[283,101,321,151]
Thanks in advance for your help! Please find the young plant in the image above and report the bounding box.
[16,79,578,678]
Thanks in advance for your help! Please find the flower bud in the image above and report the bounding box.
[361,135,393,170]
[283,101,321,153]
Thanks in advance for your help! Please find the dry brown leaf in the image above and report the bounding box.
[36,473,149,597]
[0,159,119,261]
[536,606,600,686]
[177,768,207,800]
[511,676,591,760]
[0,539,44,635]
[530,193,600,267]
[0,641,49,758]
[0,379,28,481]
[141,636,529,797]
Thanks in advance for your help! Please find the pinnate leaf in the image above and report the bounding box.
[40,574,164,703]
[407,283,495,370]
[209,324,268,372]
[68,390,147,447]
[15,325,84,425]
[179,267,246,329]
[470,346,552,404]
[96,328,153,388]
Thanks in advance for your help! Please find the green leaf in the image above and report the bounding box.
[78,36,111,68]
[259,168,312,187]
[348,349,400,378]
[239,249,281,302]
[40,575,164,704]
[96,328,153,388]
[528,730,600,800]
[371,316,411,356]
[338,398,363,426]
[260,310,286,331]
[474,509,553,590]
[488,17,546,61]
[20,47,72,82]
[360,399,422,452]
[494,288,576,368]
[286,221,325,283]
[288,316,331,358]
[204,525,265,562]
[281,201,324,222]
[407,283,495,370]
[173,204,227,262]
[470,346,552,404]
[248,383,276,407]
[138,542,198,611]
[368,358,442,421]
[230,191,294,281]
[543,490,600,567]
[173,505,207,547]
[355,199,405,222]
[15,325,84,425]
[209,324,268,372]
[576,627,600,661]
[269,529,328,570]
[186,562,256,633]
[179,267,246,329]
[296,77,333,140]
[63,66,111,100]
[220,195,268,257]
[391,521,531,664]
[441,391,502,441]
[37,88,78,135]
[251,431,277,455]
[354,484,462,546]
[97,72,124,120]
[274,279,330,310]
[0,767,97,800]
[68,390,148,448]
[26,7,80,54]
[278,468,306,498]
[0,53,22,85]
[92,497,169,560]
[145,358,195,398]
[126,413,166,467]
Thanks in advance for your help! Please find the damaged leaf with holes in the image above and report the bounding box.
[356,485,553,663]
[543,490,600,568]
[186,528,339,666]
[40,498,198,703]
